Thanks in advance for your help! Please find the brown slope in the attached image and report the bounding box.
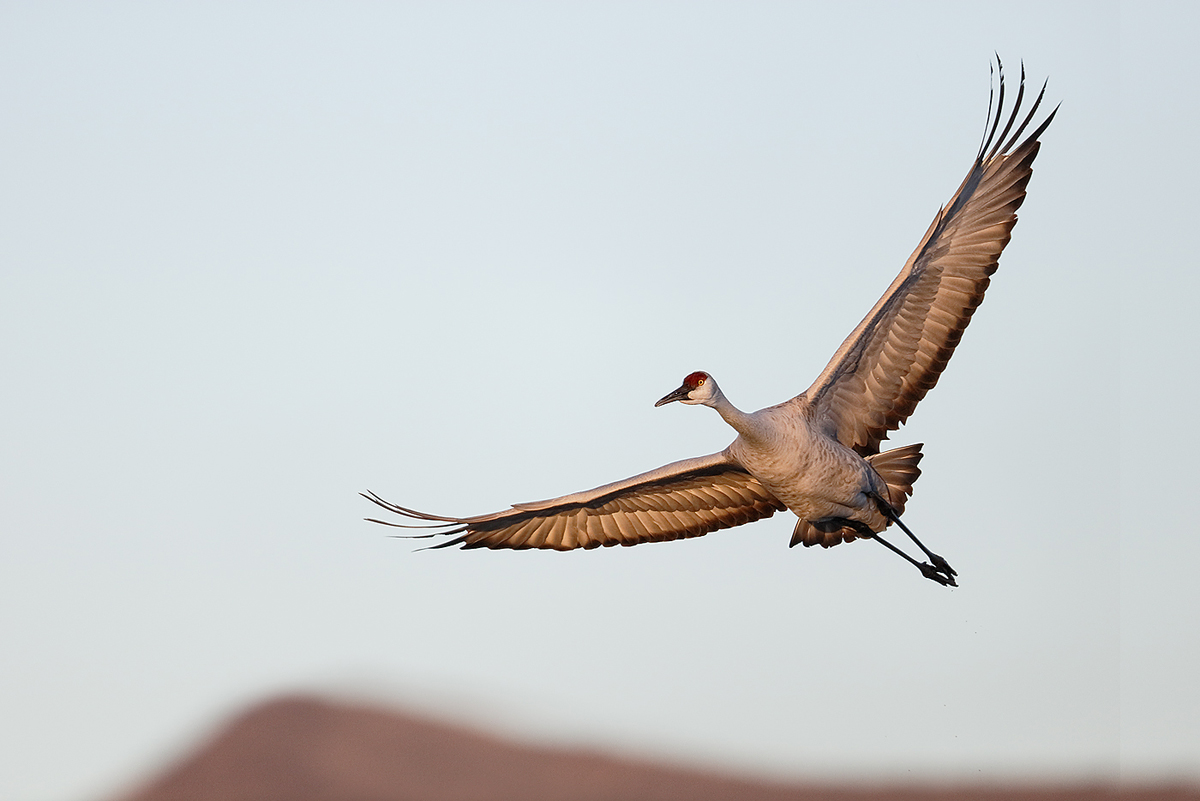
[112,695,1198,801]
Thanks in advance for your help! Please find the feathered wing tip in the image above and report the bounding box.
[977,57,1057,166]
[360,491,469,546]
[946,56,1057,228]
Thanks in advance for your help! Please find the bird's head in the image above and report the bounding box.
[655,371,719,407]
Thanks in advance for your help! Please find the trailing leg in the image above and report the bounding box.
[869,493,957,582]
[809,515,956,587]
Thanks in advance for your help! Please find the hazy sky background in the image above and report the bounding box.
[2,3,1196,800]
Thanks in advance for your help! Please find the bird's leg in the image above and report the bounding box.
[869,493,957,581]
[867,529,957,587]
[812,516,956,587]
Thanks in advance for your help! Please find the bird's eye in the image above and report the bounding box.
[697,377,705,386]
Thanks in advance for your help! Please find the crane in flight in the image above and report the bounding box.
[363,61,1056,586]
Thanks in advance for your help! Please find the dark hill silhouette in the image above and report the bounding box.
[112,695,1197,801]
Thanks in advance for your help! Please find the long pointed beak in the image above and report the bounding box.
[655,384,691,407]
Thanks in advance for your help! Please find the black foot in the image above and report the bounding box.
[930,553,957,579]
[919,562,958,587]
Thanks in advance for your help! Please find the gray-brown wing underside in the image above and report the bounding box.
[363,451,786,550]
[801,62,1057,455]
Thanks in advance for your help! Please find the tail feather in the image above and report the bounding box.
[789,443,924,549]
[867,441,923,516]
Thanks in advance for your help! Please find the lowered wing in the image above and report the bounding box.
[363,451,786,550]
[801,61,1057,455]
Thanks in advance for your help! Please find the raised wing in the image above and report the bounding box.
[362,451,786,550]
[801,61,1057,455]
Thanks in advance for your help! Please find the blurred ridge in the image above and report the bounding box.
[109,694,1198,801]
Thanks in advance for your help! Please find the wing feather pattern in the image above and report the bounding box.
[362,451,786,551]
[800,61,1057,455]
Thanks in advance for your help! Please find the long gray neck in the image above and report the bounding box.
[707,389,767,443]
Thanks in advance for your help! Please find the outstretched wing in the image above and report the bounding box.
[801,61,1057,455]
[363,451,786,550]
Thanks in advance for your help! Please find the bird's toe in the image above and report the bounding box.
[919,562,957,587]
[930,553,957,578]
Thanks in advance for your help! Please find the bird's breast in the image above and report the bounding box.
[730,414,883,525]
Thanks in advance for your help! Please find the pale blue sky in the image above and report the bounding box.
[2,3,1196,800]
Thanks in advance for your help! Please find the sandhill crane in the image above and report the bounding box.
[363,61,1056,586]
